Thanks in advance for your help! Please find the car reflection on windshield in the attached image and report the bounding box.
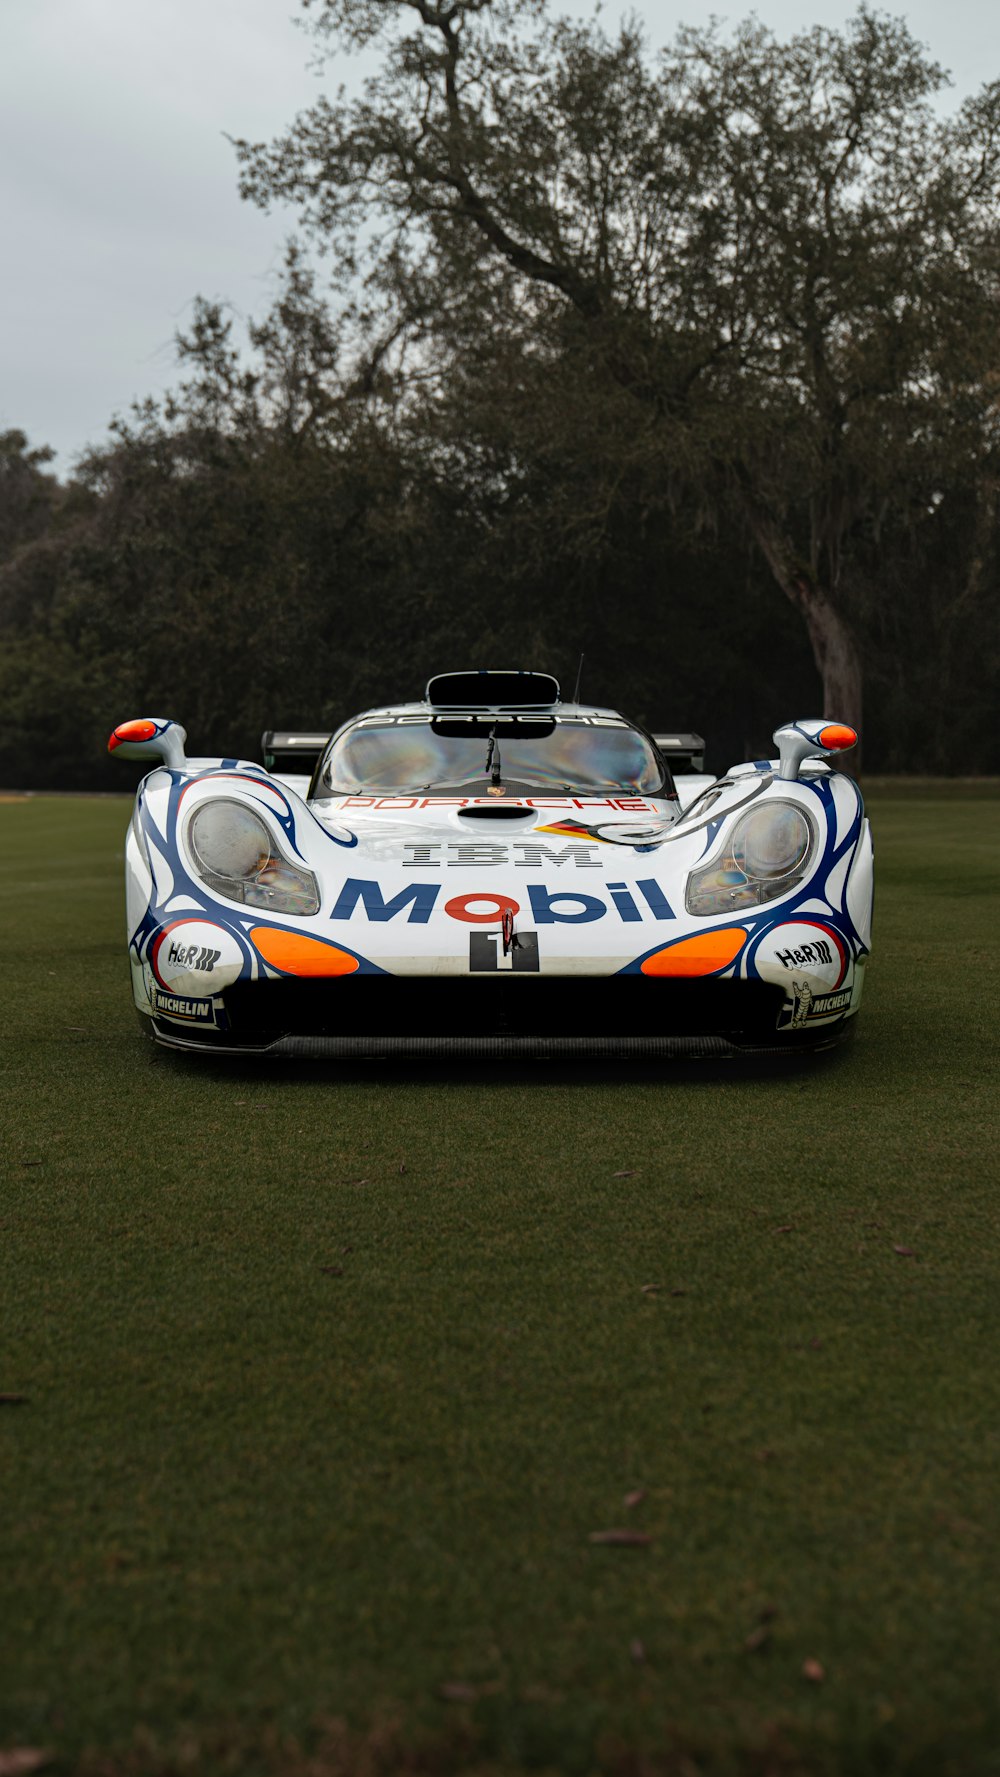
[316,715,669,797]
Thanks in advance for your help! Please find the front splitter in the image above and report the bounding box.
[147,1023,845,1060]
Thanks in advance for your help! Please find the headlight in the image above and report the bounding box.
[686,801,814,916]
[187,799,320,916]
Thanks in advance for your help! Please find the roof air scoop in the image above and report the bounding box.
[425,670,561,708]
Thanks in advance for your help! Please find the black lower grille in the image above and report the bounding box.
[219,976,788,1048]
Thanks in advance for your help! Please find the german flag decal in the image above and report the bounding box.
[535,819,611,843]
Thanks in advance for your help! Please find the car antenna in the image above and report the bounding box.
[485,718,503,784]
[571,652,585,705]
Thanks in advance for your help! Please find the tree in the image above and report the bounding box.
[236,0,1000,736]
[0,429,63,563]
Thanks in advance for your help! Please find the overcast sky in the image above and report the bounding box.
[2,0,996,472]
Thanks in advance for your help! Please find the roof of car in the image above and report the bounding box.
[340,701,629,723]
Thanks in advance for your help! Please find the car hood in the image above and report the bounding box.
[136,766,862,980]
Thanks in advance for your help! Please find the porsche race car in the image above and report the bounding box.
[109,670,873,1058]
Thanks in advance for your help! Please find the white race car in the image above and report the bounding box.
[109,670,873,1058]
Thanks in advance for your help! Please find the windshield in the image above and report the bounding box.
[315,716,670,797]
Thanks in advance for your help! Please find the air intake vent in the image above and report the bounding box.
[426,670,560,707]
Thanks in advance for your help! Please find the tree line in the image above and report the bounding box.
[1,1,997,788]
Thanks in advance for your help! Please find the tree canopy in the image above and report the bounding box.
[237,1,1000,735]
[1,3,998,787]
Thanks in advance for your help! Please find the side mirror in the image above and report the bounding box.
[108,717,188,770]
[773,720,857,782]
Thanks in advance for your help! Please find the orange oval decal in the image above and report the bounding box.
[818,724,857,751]
[108,718,158,750]
[641,927,747,977]
[251,929,359,977]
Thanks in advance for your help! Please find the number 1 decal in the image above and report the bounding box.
[469,930,540,972]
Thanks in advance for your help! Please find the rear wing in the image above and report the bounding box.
[653,732,705,773]
[261,730,330,779]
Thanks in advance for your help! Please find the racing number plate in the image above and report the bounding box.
[469,930,540,972]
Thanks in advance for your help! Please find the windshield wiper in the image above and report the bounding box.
[485,721,503,785]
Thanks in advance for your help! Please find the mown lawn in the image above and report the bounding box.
[1,788,998,1777]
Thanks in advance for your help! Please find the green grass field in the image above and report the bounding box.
[2,789,998,1777]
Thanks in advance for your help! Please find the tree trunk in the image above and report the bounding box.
[748,515,864,760]
[787,577,864,729]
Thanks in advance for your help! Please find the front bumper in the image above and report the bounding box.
[143,974,852,1059]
